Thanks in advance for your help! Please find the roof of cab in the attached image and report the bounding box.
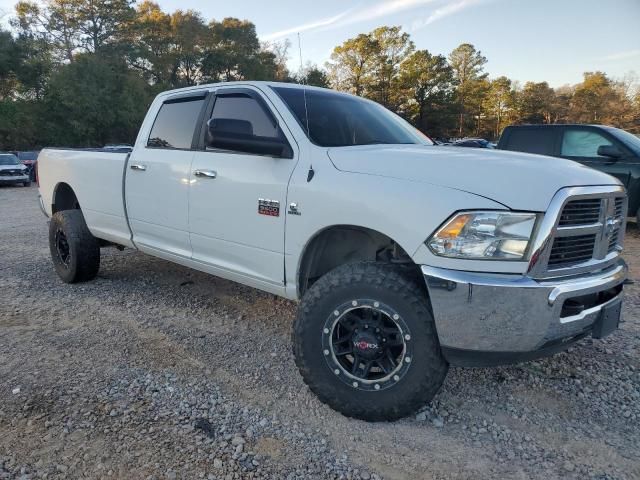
[159,80,334,98]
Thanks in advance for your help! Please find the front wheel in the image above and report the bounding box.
[49,210,100,283]
[293,262,448,421]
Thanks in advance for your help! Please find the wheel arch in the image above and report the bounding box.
[296,224,423,298]
[52,182,81,214]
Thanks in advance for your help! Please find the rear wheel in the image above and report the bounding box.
[49,210,100,283]
[293,262,448,421]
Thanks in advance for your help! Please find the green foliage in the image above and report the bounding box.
[41,54,152,146]
[396,50,455,136]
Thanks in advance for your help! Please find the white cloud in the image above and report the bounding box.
[411,0,484,30]
[261,8,356,41]
[599,49,640,61]
[261,0,440,40]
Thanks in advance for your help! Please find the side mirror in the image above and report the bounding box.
[597,145,622,159]
[207,118,290,158]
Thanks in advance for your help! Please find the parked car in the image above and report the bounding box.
[497,124,640,224]
[15,151,39,181]
[451,138,495,148]
[37,82,628,421]
[0,153,31,186]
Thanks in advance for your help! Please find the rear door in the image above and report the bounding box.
[125,92,208,258]
[559,126,632,187]
[188,87,298,289]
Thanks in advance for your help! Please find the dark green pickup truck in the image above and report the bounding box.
[497,124,640,225]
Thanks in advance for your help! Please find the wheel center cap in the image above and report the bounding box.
[352,333,382,359]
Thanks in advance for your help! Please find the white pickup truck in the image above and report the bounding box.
[38,82,628,421]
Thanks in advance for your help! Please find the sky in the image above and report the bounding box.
[1,0,638,87]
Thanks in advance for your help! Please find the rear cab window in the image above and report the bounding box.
[147,94,207,149]
[502,128,556,156]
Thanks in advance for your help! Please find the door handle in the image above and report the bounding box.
[194,169,217,179]
[130,164,147,171]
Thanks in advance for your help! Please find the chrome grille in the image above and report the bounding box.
[548,234,596,268]
[558,198,601,226]
[528,187,628,278]
[607,197,625,253]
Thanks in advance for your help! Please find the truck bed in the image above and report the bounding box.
[38,148,134,247]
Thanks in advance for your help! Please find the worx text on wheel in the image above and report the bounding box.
[37,82,628,421]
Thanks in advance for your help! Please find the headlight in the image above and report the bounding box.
[427,211,537,260]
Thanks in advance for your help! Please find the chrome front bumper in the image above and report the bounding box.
[422,260,627,365]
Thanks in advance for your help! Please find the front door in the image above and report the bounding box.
[559,127,632,187]
[126,93,207,258]
[188,87,298,288]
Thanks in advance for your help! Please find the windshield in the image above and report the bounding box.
[0,154,20,165]
[272,86,428,147]
[607,127,640,154]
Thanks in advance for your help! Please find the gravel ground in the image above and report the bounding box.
[1,185,639,480]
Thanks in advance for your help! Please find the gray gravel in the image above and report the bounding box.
[1,185,639,479]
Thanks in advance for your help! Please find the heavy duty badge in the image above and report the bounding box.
[258,198,280,217]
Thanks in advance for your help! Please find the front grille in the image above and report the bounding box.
[0,169,23,176]
[548,234,597,268]
[530,188,627,277]
[608,197,625,253]
[558,198,601,226]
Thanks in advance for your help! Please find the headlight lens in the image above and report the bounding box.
[427,211,537,260]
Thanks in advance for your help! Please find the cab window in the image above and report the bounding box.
[561,130,613,158]
[148,96,206,149]
[209,94,279,140]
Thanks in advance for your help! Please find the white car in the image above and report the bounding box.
[37,82,628,421]
[0,153,31,186]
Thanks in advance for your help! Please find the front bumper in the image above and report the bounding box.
[422,260,627,366]
[0,175,29,184]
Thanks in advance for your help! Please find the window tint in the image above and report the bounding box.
[148,97,205,149]
[210,94,278,138]
[272,86,423,147]
[561,130,613,157]
[504,128,555,156]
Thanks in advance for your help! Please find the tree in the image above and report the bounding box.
[570,72,631,126]
[484,76,515,137]
[202,18,280,82]
[168,9,207,86]
[517,81,556,123]
[367,26,414,108]
[448,43,488,136]
[13,0,134,60]
[0,28,20,99]
[397,49,454,136]
[298,64,329,88]
[42,54,152,146]
[129,0,173,85]
[14,0,80,62]
[326,33,378,96]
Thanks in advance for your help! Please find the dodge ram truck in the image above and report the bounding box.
[37,82,628,421]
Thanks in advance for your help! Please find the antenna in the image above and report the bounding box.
[297,32,310,136]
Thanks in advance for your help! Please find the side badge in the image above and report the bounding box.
[258,198,280,217]
[288,202,301,216]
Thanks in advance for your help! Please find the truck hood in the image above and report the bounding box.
[327,145,621,211]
